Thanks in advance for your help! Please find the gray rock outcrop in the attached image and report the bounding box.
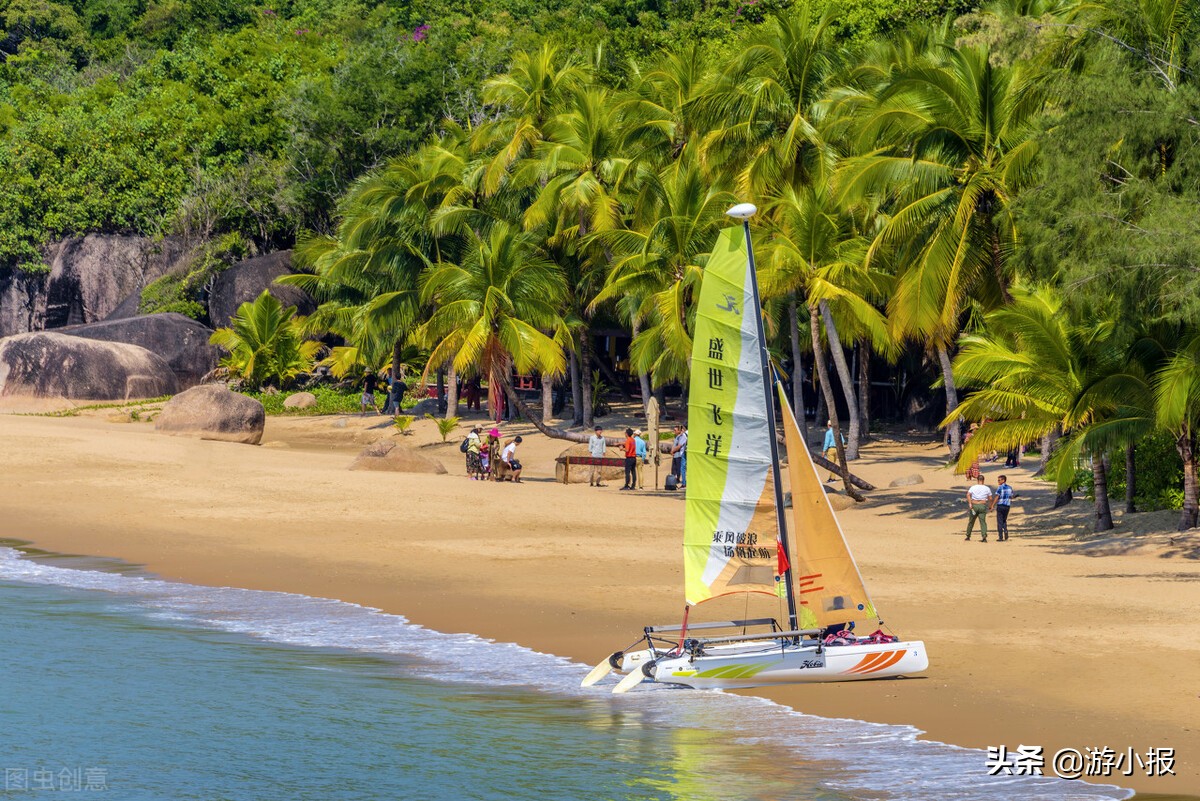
[154,385,265,445]
[0,332,179,400]
[350,439,448,474]
[0,235,191,337]
[58,313,219,388]
[207,251,315,328]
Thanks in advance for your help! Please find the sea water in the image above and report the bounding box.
[0,543,1132,801]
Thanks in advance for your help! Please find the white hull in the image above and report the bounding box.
[615,639,928,690]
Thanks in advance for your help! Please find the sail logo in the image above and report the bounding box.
[715,294,741,314]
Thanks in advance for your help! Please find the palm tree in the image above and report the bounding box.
[416,222,569,423]
[517,86,637,427]
[1151,329,1200,529]
[841,45,1046,459]
[210,291,322,390]
[476,43,591,196]
[692,5,843,198]
[589,157,735,391]
[945,288,1149,532]
[285,126,473,386]
[763,179,892,463]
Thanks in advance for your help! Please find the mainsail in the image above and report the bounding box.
[683,226,784,605]
[777,382,878,628]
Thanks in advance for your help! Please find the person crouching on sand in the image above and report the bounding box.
[965,474,992,542]
[501,436,523,482]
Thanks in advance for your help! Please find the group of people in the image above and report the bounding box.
[360,368,408,416]
[964,474,1016,542]
[584,424,688,490]
[464,426,523,483]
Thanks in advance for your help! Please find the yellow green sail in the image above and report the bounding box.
[777,382,878,628]
[683,226,782,605]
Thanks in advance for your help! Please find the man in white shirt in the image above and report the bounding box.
[964,474,993,542]
[502,436,523,483]
[588,426,608,487]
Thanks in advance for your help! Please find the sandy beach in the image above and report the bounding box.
[2,403,1197,797]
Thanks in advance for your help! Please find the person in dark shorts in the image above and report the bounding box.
[621,428,637,490]
[361,369,380,415]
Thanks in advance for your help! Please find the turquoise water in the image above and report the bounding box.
[0,545,1132,800]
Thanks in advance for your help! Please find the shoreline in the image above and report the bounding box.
[2,410,1197,796]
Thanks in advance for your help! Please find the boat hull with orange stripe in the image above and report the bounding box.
[620,639,928,690]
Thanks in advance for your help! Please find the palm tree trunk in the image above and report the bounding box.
[819,301,860,460]
[580,329,594,428]
[1035,427,1059,478]
[810,303,863,502]
[569,350,583,427]
[857,343,870,443]
[788,299,809,444]
[541,373,553,425]
[436,367,446,414]
[444,362,459,419]
[1176,428,1198,530]
[500,379,668,452]
[936,343,961,461]
[391,338,404,382]
[1093,453,1114,532]
[1125,443,1137,514]
[631,317,651,418]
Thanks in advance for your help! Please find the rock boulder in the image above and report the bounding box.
[888,473,925,488]
[350,439,447,474]
[0,332,178,400]
[208,251,315,328]
[58,313,219,389]
[283,391,317,409]
[555,442,624,484]
[155,385,265,445]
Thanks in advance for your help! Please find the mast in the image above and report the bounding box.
[732,207,799,633]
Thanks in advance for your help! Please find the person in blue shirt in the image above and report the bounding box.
[822,420,845,482]
[634,428,648,489]
[994,475,1015,541]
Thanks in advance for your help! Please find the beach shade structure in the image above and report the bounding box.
[647,396,660,489]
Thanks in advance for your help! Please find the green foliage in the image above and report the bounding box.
[427,413,461,441]
[210,289,321,389]
[138,233,249,320]
[1106,432,1185,511]
[246,385,362,415]
[392,414,415,434]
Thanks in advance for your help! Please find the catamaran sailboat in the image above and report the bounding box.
[583,204,928,693]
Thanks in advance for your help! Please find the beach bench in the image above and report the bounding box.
[555,455,627,484]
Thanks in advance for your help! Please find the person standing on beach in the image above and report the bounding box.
[621,428,638,491]
[995,475,1015,541]
[671,424,688,488]
[387,373,408,416]
[466,426,483,480]
[964,474,992,542]
[671,425,684,480]
[634,428,648,489]
[588,426,607,487]
[361,369,380,416]
[823,421,844,482]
